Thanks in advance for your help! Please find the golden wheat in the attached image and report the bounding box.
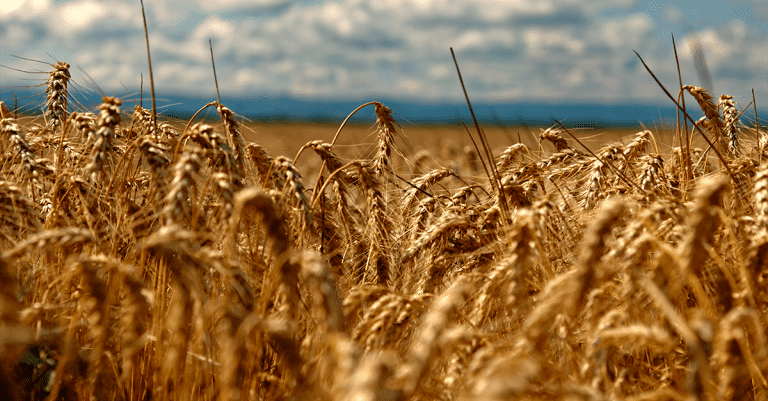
[3,49,768,401]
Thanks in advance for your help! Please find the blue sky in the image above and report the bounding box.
[1,0,767,106]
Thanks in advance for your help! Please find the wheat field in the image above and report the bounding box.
[1,57,768,401]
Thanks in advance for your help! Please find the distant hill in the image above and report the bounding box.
[0,89,733,127]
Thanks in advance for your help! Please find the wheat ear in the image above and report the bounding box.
[45,61,70,128]
[372,102,398,175]
[398,278,472,396]
[85,96,122,183]
[719,94,741,156]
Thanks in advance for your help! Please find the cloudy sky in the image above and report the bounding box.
[1,0,767,106]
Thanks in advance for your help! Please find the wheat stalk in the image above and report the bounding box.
[719,94,741,156]
[372,102,398,175]
[540,126,573,152]
[84,96,122,183]
[45,61,70,128]
[684,85,727,155]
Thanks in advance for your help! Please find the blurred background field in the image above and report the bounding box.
[240,123,670,159]
[230,120,683,178]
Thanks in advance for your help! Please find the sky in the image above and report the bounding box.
[1,0,768,107]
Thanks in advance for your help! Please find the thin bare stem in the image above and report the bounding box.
[672,34,692,192]
[210,39,235,157]
[140,0,158,140]
[755,88,761,164]
[450,47,510,226]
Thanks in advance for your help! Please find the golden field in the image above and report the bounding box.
[2,60,768,401]
[242,122,668,159]
[242,122,680,180]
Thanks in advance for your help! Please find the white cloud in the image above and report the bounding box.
[600,13,653,49]
[61,1,106,30]
[0,0,50,21]
[0,0,766,107]
[194,0,290,12]
[0,0,25,14]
